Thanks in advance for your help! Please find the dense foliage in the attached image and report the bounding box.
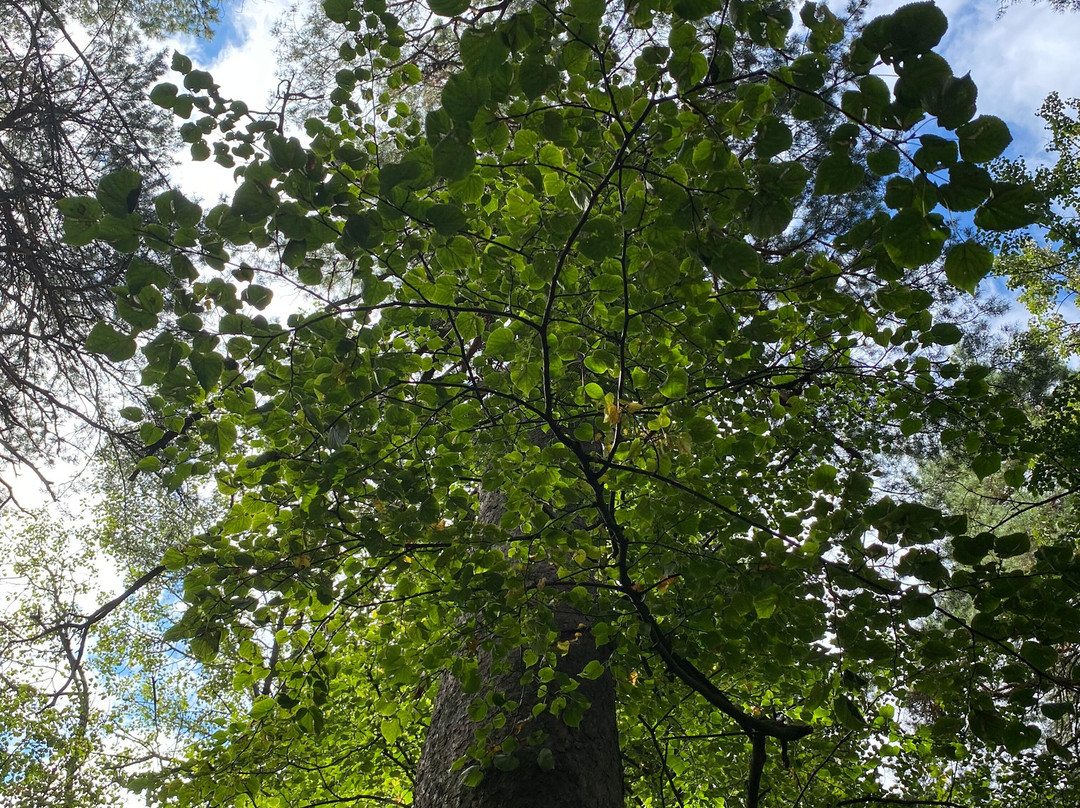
[54,0,1080,805]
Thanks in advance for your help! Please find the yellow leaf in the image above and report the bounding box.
[655,574,680,594]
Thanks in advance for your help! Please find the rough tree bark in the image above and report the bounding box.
[413,490,623,808]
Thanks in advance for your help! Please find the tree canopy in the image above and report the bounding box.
[47,0,1080,805]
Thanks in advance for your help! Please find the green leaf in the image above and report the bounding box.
[973,182,1043,231]
[900,591,935,619]
[711,239,761,286]
[814,154,864,196]
[190,351,224,391]
[343,212,384,248]
[323,0,351,22]
[944,241,992,295]
[912,134,957,172]
[427,203,467,235]
[956,115,1012,163]
[1021,640,1056,670]
[580,660,605,679]
[579,217,618,260]
[885,2,948,55]
[573,422,595,441]
[673,0,721,19]
[834,695,866,729]
[380,717,401,743]
[242,284,274,310]
[428,0,468,15]
[171,51,192,73]
[754,117,793,159]
[753,589,779,619]
[929,322,962,346]
[155,189,203,227]
[233,180,277,223]
[660,368,688,398]
[97,170,142,217]
[520,55,559,100]
[883,209,947,268]
[136,456,162,473]
[934,73,978,129]
[183,70,214,94]
[969,708,1006,744]
[433,136,476,181]
[149,82,178,109]
[952,532,994,566]
[120,406,144,422]
[900,417,923,436]
[1003,722,1041,754]
[866,147,900,176]
[460,664,482,694]
[939,162,992,211]
[190,630,221,662]
[251,697,276,719]
[972,451,1002,480]
[746,192,794,239]
[86,321,137,362]
[57,195,103,221]
[537,747,555,771]
[442,73,489,124]
[200,420,237,456]
[995,531,1030,558]
[894,52,952,108]
[162,546,187,571]
[298,262,323,285]
[485,326,515,358]
[460,28,509,74]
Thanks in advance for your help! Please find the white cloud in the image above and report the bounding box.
[940,3,1080,153]
[162,0,297,205]
[860,0,1080,157]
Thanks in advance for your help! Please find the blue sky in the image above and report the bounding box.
[876,0,1080,158]
[185,0,244,62]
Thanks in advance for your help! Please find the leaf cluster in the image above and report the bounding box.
[55,0,1080,805]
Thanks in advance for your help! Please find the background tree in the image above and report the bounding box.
[0,462,227,806]
[61,0,1080,806]
[993,92,1080,353]
[0,0,230,503]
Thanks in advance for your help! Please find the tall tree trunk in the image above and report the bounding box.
[413,491,623,808]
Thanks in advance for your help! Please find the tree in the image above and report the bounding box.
[62,0,1080,805]
[906,331,1077,532]
[0,0,227,501]
[0,465,225,807]
[993,92,1080,353]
